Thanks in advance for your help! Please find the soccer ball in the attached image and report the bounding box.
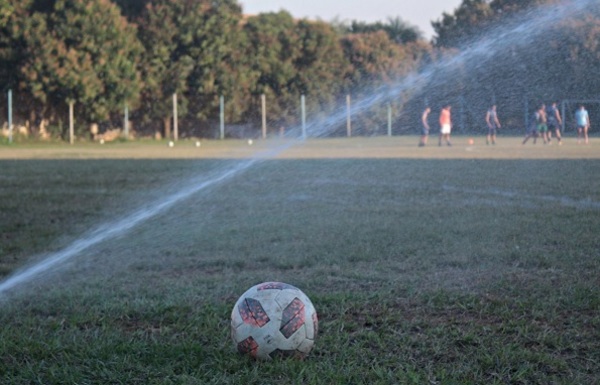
[230,282,318,360]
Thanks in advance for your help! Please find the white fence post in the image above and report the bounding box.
[7,89,12,144]
[387,103,392,136]
[346,94,352,137]
[261,94,266,139]
[219,95,225,140]
[173,93,178,141]
[346,94,351,137]
[301,94,306,139]
[68,100,74,145]
[124,104,129,140]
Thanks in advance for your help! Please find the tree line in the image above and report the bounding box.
[1,0,599,139]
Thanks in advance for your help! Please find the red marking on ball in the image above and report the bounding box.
[257,282,295,291]
[279,297,305,338]
[239,297,270,327]
[237,336,259,357]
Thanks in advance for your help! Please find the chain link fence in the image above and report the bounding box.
[1,89,597,142]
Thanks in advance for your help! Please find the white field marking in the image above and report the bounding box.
[442,185,600,210]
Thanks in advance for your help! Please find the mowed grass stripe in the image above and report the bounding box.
[0,139,598,384]
[1,136,599,159]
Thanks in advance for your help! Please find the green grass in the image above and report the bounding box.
[0,137,599,384]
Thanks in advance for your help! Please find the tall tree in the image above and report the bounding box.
[432,0,570,48]
[112,0,151,20]
[19,0,142,131]
[342,31,413,87]
[137,0,244,137]
[243,11,302,126]
[291,20,348,115]
[550,6,600,99]
[341,30,426,135]
[432,0,493,48]
[490,0,561,14]
[136,0,195,137]
[0,0,39,91]
[385,17,422,44]
[346,17,422,44]
[0,0,18,90]
[185,0,245,123]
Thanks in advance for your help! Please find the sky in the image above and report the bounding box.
[240,0,464,40]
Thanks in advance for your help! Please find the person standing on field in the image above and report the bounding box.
[523,106,542,145]
[485,105,501,145]
[418,106,431,147]
[575,105,590,144]
[538,103,549,144]
[546,102,563,145]
[438,104,452,146]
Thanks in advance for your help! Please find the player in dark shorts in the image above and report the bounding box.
[523,107,542,145]
[537,103,548,144]
[546,102,562,145]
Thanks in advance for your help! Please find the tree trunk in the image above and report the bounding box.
[29,109,37,137]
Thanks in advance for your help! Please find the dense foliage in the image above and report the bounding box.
[0,0,599,138]
[0,0,426,138]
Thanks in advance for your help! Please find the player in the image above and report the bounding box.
[546,102,562,145]
[522,106,542,145]
[418,107,431,147]
[438,104,452,146]
[485,105,501,145]
[537,103,549,144]
[575,105,590,144]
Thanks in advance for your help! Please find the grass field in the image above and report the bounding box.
[0,136,599,384]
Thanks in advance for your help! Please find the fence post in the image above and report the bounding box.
[346,94,351,137]
[7,89,12,144]
[124,104,129,140]
[219,95,224,140]
[172,93,178,141]
[387,103,392,136]
[524,96,529,133]
[68,100,74,145]
[261,94,266,139]
[301,94,306,139]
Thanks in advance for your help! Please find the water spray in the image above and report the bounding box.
[0,0,596,296]
[0,160,259,295]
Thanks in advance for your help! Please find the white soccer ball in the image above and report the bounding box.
[195,141,201,147]
[168,141,174,147]
[231,282,318,360]
[247,139,253,145]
